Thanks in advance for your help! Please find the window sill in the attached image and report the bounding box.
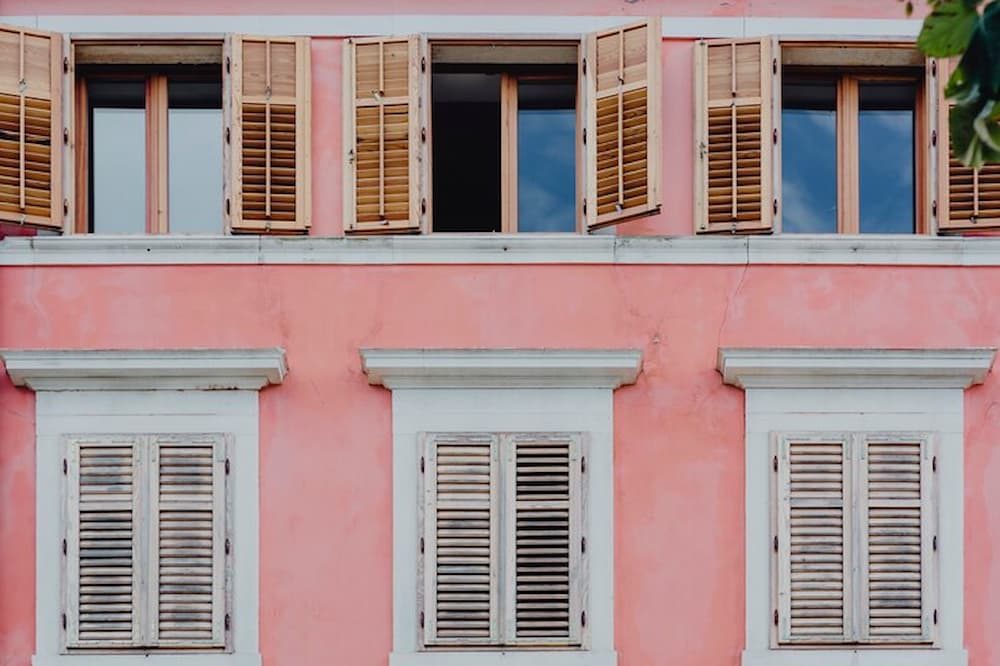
[742,648,967,666]
[390,651,617,666]
[34,654,260,666]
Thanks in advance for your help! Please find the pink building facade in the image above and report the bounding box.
[1,2,1000,666]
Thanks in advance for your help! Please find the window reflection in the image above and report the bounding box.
[782,80,837,233]
[517,80,576,233]
[168,80,223,233]
[90,80,146,234]
[859,81,915,234]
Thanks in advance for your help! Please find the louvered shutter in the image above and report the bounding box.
[583,19,662,230]
[344,36,421,234]
[695,38,775,234]
[422,433,499,646]
[858,434,936,643]
[774,434,852,643]
[503,433,583,646]
[149,435,227,647]
[229,35,311,233]
[936,58,1000,232]
[0,24,63,230]
[66,435,143,647]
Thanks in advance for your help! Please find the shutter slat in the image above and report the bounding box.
[776,435,851,644]
[696,38,773,234]
[0,24,62,230]
[230,35,311,233]
[150,435,226,648]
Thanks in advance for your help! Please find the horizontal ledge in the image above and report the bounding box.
[390,651,617,666]
[5,234,1000,266]
[361,349,642,389]
[742,648,967,666]
[33,655,262,666]
[1,348,287,391]
[718,347,996,389]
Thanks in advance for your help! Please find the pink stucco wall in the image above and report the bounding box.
[1,265,1000,666]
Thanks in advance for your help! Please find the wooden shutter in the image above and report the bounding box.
[0,24,63,230]
[583,19,662,230]
[343,36,421,234]
[503,433,583,646]
[858,434,936,643]
[422,433,499,646]
[149,435,227,647]
[774,434,852,644]
[695,38,775,234]
[66,435,142,647]
[229,35,311,233]
[936,58,1000,232]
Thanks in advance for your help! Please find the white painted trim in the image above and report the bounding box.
[0,348,287,390]
[741,649,967,666]
[0,15,922,39]
[32,390,263,666]
[361,349,642,389]
[10,234,1000,266]
[718,347,995,389]
[390,652,617,666]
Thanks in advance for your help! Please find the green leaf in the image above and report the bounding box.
[973,99,1000,152]
[951,100,1000,168]
[917,0,979,56]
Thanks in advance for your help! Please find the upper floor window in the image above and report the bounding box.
[342,21,663,235]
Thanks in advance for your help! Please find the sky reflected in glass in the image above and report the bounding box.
[517,80,576,232]
[859,81,915,234]
[92,107,146,234]
[781,80,837,233]
[168,108,223,233]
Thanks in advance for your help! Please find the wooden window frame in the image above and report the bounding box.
[69,39,224,235]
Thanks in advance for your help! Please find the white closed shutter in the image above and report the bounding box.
[149,435,228,647]
[422,433,500,646]
[66,435,143,647]
[858,434,936,644]
[503,433,584,646]
[774,434,852,644]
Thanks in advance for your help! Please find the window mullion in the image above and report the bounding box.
[146,75,169,233]
[837,76,860,234]
[500,75,519,233]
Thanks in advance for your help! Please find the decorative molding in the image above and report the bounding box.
[8,234,1000,266]
[0,15,922,39]
[361,349,642,389]
[718,347,996,389]
[1,348,287,391]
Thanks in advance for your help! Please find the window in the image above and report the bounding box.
[65,433,230,650]
[421,432,585,648]
[695,39,1000,235]
[0,25,311,235]
[773,432,936,646]
[343,22,662,235]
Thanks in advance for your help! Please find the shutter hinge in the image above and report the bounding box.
[932,200,938,219]
[63,458,67,475]
[225,198,231,216]
[581,456,586,474]
[581,536,586,554]
[419,536,424,553]
[582,198,587,216]
[63,56,70,73]
[63,199,68,215]
[773,535,778,552]
[225,126,231,144]
[934,609,938,625]
[582,127,587,145]
[933,535,938,551]
[773,198,779,215]
[581,610,587,627]
[225,614,231,631]
[421,127,426,143]
[933,456,938,472]
[421,56,426,73]
[420,611,425,628]
[62,613,67,630]
[421,198,427,215]
[772,57,777,75]
[225,458,231,474]
[931,129,937,147]
[63,128,69,145]
[773,128,778,145]
[773,609,779,626]
[772,455,777,472]
[226,56,231,74]
[582,58,587,75]
[931,59,937,77]
[225,538,231,555]
[62,538,67,555]
[420,456,425,473]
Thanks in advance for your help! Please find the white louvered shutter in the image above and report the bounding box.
[858,434,936,644]
[503,433,583,646]
[66,435,143,647]
[149,435,227,647]
[423,433,499,646]
[775,434,852,643]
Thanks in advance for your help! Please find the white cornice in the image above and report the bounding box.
[6,234,1000,266]
[0,348,287,391]
[361,349,642,389]
[718,347,996,389]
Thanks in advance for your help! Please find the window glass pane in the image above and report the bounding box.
[517,80,576,232]
[90,80,146,234]
[782,80,838,233]
[168,80,223,234]
[859,81,915,234]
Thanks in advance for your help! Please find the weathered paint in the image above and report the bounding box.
[1,265,999,666]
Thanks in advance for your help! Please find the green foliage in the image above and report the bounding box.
[915,0,1000,166]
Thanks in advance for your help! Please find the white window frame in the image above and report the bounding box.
[0,348,286,666]
[361,348,641,666]
[718,347,995,666]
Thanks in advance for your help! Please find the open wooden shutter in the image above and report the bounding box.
[858,434,936,644]
[422,433,499,646]
[229,35,311,233]
[774,434,852,644]
[503,433,583,646]
[695,38,775,234]
[0,24,63,230]
[936,58,1000,232]
[583,19,661,230]
[66,435,142,648]
[149,435,227,648]
[343,36,421,234]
